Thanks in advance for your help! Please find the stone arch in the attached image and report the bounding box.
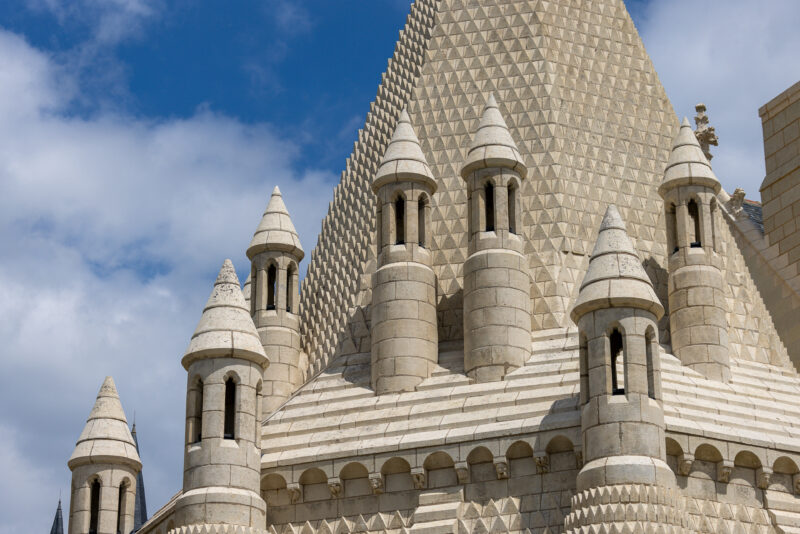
[506,440,536,477]
[380,457,413,493]
[417,193,429,247]
[340,462,370,498]
[695,443,724,463]
[392,190,407,245]
[667,202,678,253]
[187,374,204,444]
[545,435,574,454]
[299,467,329,502]
[507,176,520,234]
[665,438,684,458]
[299,467,327,485]
[687,197,701,247]
[774,456,800,475]
[607,323,626,395]
[483,181,495,231]
[466,446,495,483]
[423,451,456,489]
[223,374,238,440]
[266,262,278,310]
[734,450,763,469]
[286,261,298,313]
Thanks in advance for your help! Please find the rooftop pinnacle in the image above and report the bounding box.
[182,259,268,369]
[68,376,141,470]
[461,93,527,179]
[659,117,721,197]
[571,205,663,322]
[247,186,304,260]
[373,108,437,193]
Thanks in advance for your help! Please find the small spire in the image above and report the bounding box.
[242,272,252,310]
[659,117,721,197]
[461,93,527,179]
[182,260,268,369]
[131,423,148,531]
[49,498,64,534]
[247,187,304,260]
[68,376,141,471]
[571,205,664,322]
[373,108,437,193]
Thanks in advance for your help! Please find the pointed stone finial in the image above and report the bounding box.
[247,187,304,260]
[571,205,663,322]
[49,499,64,534]
[373,108,437,192]
[68,376,142,470]
[182,259,268,369]
[659,117,721,197]
[461,93,527,179]
[694,103,718,161]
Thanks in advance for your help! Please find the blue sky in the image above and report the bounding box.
[0,1,798,533]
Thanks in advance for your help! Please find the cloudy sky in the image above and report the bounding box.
[0,1,798,532]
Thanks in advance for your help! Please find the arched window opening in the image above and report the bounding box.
[645,328,656,400]
[189,377,203,444]
[224,378,236,440]
[376,203,383,250]
[250,265,257,316]
[418,195,427,247]
[579,334,589,405]
[267,265,277,310]
[255,381,263,441]
[610,329,624,395]
[484,182,495,232]
[116,482,127,534]
[89,478,101,534]
[667,204,678,253]
[394,197,405,245]
[710,199,718,252]
[508,182,518,234]
[688,199,701,247]
[286,264,296,313]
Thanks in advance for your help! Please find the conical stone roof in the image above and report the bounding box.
[461,93,527,179]
[247,186,304,260]
[182,259,268,369]
[571,205,664,322]
[373,109,437,193]
[659,117,721,197]
[68,376,141,470]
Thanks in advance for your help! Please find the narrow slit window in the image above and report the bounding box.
[255,381,263,440]
[508,182,517,234]
[267,265,276,310]
[190,377,203,444]
[224,378,236,440]
[688,199,701,247]
[645,328,656,400]
[667,204,678,253]
[710,199,717,252]
[610,329,624,395]
[395,197,405,244]
[579,334,589,405]
[89,479,100,534]
[286,264,296,313]
[376,203,383,250]
[484,182,495,231]
[116,483,127,534]
[418,196,426,247]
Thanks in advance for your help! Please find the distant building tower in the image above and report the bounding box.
[566,205,683,532]
[370,109,438,394]
[460,94,532,382]
[171,259,269,533]
[247,187,305,415]
[659,118,730,383]
[68,377,141,534]
[130,424,147,532]
[49,499,64,534]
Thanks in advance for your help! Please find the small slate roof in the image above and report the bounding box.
[49,499,64,534]
[131,424,148,532]
[461,93,527,179]
[743,200,764,235]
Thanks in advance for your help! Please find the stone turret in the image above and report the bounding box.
[172,260,269,534]
[659,118,730,383]
[68,376,141,534]
[566,205,683,533]
[370,109,438,395]
[460,94,532,382]
[247,187,305,415]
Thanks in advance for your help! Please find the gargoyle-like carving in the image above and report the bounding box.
[368,473,384,495]
[328,478,342,498]
[730,188,746,216]
[678,454,694,476]
[717,461,733,483]
[793,474,800,495]
[287,483,301,504]
[455,461,470,484]
[411,467,426,489]
[756,468,772,490]
[534,453,550,474]
[694,103,719,162]
[494,457,509,480]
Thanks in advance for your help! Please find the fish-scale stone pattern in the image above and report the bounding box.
[299,0,438,375]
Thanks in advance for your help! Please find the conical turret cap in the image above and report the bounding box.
[571,205,664,322]
[247,186,304,260]
[68,376,142,471]
[659,117,721,197]
[182,259,269,369]
[373,109,437,193]
[49,499,64,534]
[461,94,527,179]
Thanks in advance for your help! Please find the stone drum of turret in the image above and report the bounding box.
[565,205,684,533]
[659,118,730,383]
[370,109,438,395]
[171,259,269,534]
[460,94,532,382]
[247,186,305,414]
[68,376,141,534]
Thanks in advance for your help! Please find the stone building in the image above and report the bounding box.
[61,1,800,533]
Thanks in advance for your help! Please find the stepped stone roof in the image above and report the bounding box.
[373,109,437,192]
[182,259,268,370]
[68,376,141,470]
[247,186,304,260]
[461,93,527,179]
[660,117,722,196]
[571,204,664,321]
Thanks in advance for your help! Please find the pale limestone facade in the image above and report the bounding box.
[65,1,800,533]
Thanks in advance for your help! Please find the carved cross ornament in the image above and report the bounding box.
[694,103,719,162]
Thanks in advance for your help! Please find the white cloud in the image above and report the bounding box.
[0,29,334,532]
[635,0,800,198]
